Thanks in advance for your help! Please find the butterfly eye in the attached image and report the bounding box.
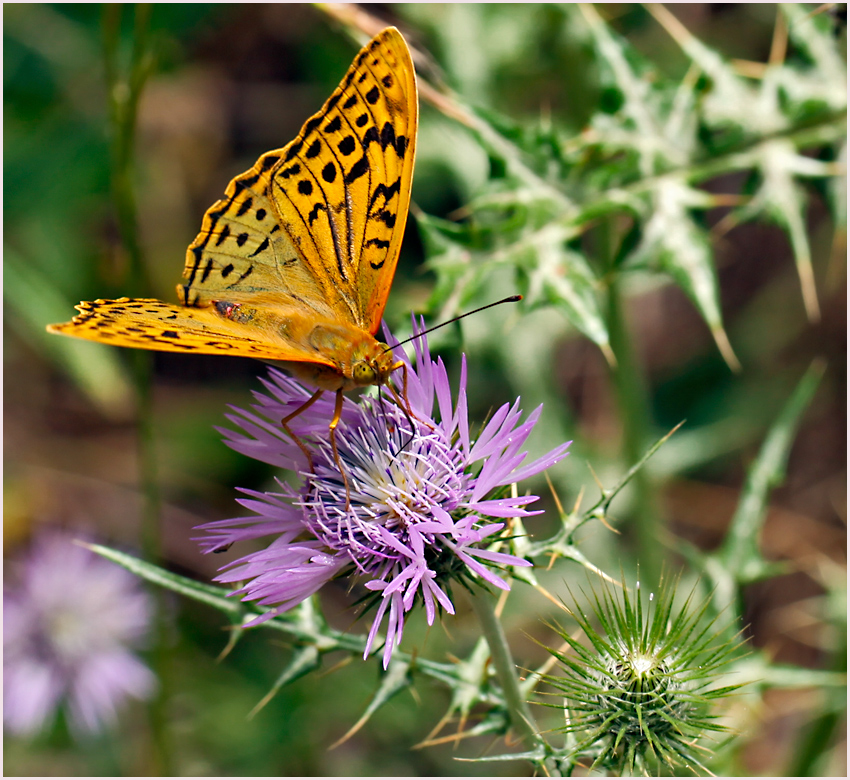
[352,362,377,385]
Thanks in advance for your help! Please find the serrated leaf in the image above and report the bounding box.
[781,3,848,91]
[648,3,786,136]
[515,229,611,358]
[756,139,829,321]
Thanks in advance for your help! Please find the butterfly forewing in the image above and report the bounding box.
[267,29,417,334]
[180,27,417,336]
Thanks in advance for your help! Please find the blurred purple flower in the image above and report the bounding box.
[198,322,570,667]
[3,533,156,738]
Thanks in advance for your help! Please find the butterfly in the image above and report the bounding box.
[48,27,418,472]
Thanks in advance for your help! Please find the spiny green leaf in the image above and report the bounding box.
[330,657,414,748]
[626,177,739,370]
[248,645,321,719]
[716,359,826,581]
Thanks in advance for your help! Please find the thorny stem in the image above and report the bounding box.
[468,588,560,775]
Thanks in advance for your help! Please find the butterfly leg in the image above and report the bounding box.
[385,373,417,457]
[387,361,435,444]
[281,389,324,473]
[328,388,351,508]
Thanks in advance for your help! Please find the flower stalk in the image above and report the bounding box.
[468,588,540,751]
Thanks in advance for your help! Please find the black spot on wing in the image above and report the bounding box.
[236,174,260,192]
[201,259,214,282]
[344,156,369,185]
[303,116,322,137]
[365,86,380,104]
[236,233,249,247]
[261,155,280,171]
[366,238,390,249]
[369,178,402,209]
[355,113,368,128]
[221,263,234,278]
[307,202,327,225]
[256,208,267,221]
[343,94,357,110]
[362,126,379,147]
[305,139,321,159]
[215,225,231,246]
[236,197,253,217]
[376,209,396,228]
[322,162,336,183]
[338,136,356,155]
[249,237,270,258]
[298,180,313,196]
[324,116,342,133]
[284,140,303,162]
[380,123,396,150]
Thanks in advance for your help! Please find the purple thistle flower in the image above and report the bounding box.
[198,322,570,668]
[3,533,156,738]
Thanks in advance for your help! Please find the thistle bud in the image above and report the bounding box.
[538,574,743,775]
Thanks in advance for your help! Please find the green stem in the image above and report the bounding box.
[468,588,556,770]
[604,229,662,584]
[102,5,171,774]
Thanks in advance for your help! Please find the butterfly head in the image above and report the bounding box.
[351,343,399,388]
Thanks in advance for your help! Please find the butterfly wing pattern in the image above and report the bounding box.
[48,28,417,392]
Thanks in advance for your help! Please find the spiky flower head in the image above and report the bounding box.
[539,574,743,775]
[3,533,156,738]
[198,322,570,668]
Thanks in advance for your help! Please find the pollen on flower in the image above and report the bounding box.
[198,320,571,668]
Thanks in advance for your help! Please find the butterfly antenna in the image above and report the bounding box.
[381,295,522,353]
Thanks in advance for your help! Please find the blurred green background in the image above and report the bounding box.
[4,3,845,775]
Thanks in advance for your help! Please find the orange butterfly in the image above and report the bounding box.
[48,28,418,470]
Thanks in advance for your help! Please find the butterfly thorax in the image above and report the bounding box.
[215,300,396,393]
[296,321,397,391]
